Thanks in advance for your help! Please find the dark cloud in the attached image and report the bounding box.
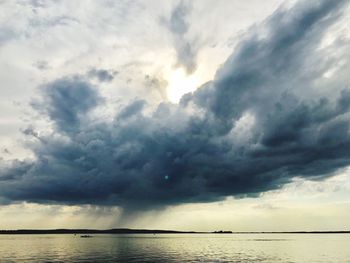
[117,100,146,121]
[1,0,350,209]
[22,126,39,138]
[31,76,103,134]
[162,0,197,74]
[87,69,117,83]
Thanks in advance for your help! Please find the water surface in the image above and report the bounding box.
[0,233,349,262]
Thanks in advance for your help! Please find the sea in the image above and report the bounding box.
[0,233,349,262]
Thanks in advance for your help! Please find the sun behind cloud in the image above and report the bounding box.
[166,67,202,103]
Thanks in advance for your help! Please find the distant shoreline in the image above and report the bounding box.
[1,229,350,235]
[0,229,201,235]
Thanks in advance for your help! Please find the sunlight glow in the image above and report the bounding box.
[166,68,202,103]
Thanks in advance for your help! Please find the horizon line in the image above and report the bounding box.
[1,228,350,234]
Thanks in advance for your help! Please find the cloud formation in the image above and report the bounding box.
[162,0,198,74]
[1,0,350,209]
[87,69,117,83]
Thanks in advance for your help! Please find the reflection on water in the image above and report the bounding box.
[0,234,350,262]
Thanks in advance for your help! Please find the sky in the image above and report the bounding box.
[1,0,350,231]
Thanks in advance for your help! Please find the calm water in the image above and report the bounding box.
[0,234,349,262]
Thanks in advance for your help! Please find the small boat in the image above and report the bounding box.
[80,235,93,238]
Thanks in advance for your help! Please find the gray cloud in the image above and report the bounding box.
[87,69,117,83]
[144,75,168,101]
[0,27,16,46]
[33,60,51,71]
[31,76,103,134]
[2,148,11,155]
[162,0,197,74]
[1,0,350,210]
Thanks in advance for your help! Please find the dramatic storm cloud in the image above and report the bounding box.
[1,0,350,209]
